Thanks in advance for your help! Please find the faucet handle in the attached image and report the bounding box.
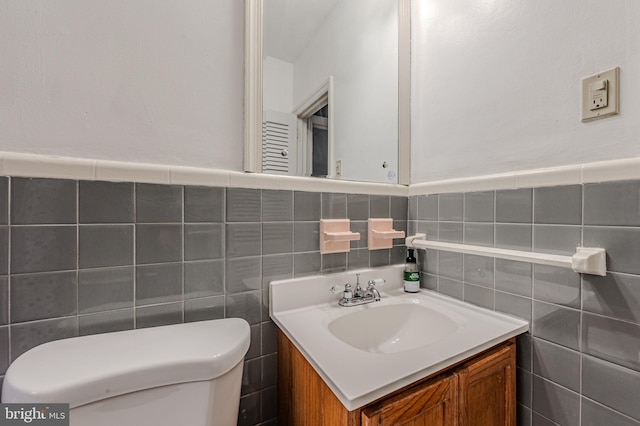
[367,278,386,287]
[330,284,344,294]
[330,284,353,300]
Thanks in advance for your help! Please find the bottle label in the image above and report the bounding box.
[404,271,419,282]
[403,271,420,293]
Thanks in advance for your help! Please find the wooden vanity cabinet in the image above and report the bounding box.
[278,330,516,426]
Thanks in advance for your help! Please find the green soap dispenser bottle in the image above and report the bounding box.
[403,248,420,293]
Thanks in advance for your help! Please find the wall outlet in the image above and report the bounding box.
[581,67,619,121]
[336,159,342,177]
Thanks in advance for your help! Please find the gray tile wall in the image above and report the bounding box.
[0,177,407,426]
[409,182,640,426]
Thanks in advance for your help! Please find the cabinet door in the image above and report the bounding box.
[361,373,458,426]
[458,343,516,426]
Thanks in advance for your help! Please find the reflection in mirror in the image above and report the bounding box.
[262,0,400,184]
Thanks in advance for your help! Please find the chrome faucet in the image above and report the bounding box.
[330,274,385,307]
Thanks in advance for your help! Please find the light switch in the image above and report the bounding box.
[581,67,619,121]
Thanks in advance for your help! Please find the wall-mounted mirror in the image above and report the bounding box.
[245,0,410,185]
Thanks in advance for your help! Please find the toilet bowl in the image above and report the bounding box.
[2,318,250,426]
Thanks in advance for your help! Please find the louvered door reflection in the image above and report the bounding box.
[262,110,297,175]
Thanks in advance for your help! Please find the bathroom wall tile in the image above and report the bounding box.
[262,287,269,322]
[294,191,320,221]
[322,193,347,219]
[584,226,640,275]
[584,180,640,226]
[393,220,408,246]
[532,338,581,392]
[0,327,9,375]
[349,220,368,249]
[370,249,391,268]
[532,301,580,350]
[11,226,77,274]
[322,253,347,273]
[262,223,293,255]
[262,190,293,222]
[418,195,439,220]
[582,272,640,324]
[0,227,7,275]
[533,225,581,256]
[226,257,261,293]
[79,225,134,268]
[293,222,319,253]
[408,220,418,238]
[408,196,418,221]
[184,223,224,260]
[184,260,224,299]
[582,355,640,421]
[496,189,532,223]
[438,193,463,221]
[136,224,182,264]
[533,265,580,308]
[391,196,408,222]
[261,386,278,422]
[0,177,7,224]
[582,312,640,371]
[11,271,77,323]
[227,188,261,222]
[80,181,134,223]
[347,249,369,270]
[245,324,260,360]
[226,291,261,325]
[370,195,390,218]
[581,397,640,426]
[464,284,494,309]
[226,223,261,258]
[347,194,369,220]
[136,302,183,329]
[262,353,278,388]
[421,273,438,291]
[135,263,183,306]
[464,191,494,222]
[238,392,261,426]
[495,291,532,322]
[517,367,532,407]
[79,309,134,336]
[495,224,532,251]
[78,267,134,314]
[464,223,494,247]
[262,254,293,288]
[495,259,532,297]
[0,277,7,325]
[438,277,464,300]
[262,321,278,355]
[438,251,463,281]
[534,185,582,225]
[518,405,532,426]
[184,296,225,323]
[184,186,224,223]
[438,222,463,243]
[293,252,321,277]
[517,333,533,371]
[532,375,579,426]
[10,317,78,360]
[390,245,406,264]
[420,249,438,275]
[11,178,76,224]
[417,220,438,240]
[463,254,494,288]
[136,184,182,223]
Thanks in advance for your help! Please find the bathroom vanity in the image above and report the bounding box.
[278,331,515,425]
[270,266,528,426]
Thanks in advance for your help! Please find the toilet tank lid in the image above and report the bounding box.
[2,318,250,408]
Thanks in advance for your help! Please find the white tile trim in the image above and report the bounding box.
[4,151,640,195]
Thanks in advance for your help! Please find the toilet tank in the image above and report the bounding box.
[2,318,250,426]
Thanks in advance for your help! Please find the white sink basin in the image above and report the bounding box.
[270,265,529,411]
[328,303,458,353]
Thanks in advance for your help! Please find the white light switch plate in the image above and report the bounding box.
[581,67,619,121]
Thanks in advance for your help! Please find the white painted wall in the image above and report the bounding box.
[263,57,294,113]
[411,0,640,183]
[0,0,244,171]
[294,0,398,184]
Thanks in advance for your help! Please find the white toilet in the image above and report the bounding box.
[2,318,250,426]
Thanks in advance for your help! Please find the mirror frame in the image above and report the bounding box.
[244,0,411,185]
